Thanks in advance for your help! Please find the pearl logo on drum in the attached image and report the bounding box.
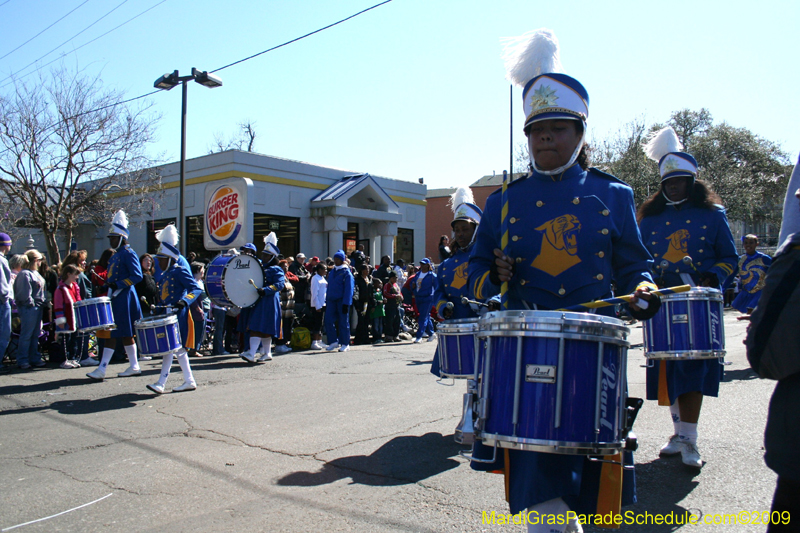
[600,363,617,430]
[232,258,251,270]
[525,364,557,383]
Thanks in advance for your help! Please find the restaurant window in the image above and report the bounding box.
[253,214,300,259]
[395,228,413,264]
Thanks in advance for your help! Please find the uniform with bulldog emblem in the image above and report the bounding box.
[467,163,656,515]
[640,204,737,404]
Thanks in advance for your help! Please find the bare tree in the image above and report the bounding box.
[208,120,258,153]
[0,67,162,263]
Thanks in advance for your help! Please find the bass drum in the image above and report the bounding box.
[204,253,265,309]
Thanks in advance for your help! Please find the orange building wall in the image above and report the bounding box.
[425,185,500,262]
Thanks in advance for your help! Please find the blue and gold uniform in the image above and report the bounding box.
[246,264,285,337]
[434,247,475,320]
[412,259,437,342]
[470,166,656,311]
[467,164,656,516]
[731,251,771,313]
[107,244,143,338]
[156,258,203,349]
[640,205,737,290]
[641,205,737,404]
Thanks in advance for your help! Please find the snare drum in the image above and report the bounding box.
[205,253,265,309]
[134,315,182,358]
[437,318,482,379]
[477,310,630,455]
[74,297,116,333]
[644,287,725,360]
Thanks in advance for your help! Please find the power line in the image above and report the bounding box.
[0,0,91,61]
[3,0,130,84]
[0,0,14,8]
[0,0,393,158]
[212,0,393,73]
[0,0,167,90]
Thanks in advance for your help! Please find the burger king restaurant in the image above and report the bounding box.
[77,150,427,264]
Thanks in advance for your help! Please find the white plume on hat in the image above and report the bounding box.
[643,126,683,162]
[155,223,180,260]
[111,209,128,229]
[448,187,475,214]
[263,232,279,256]
[502,28,563,87]
[108,209,130,238]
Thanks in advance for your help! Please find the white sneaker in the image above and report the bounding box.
[659,434,683,456]
[79,357,100,367]
[86,368,106,381]
[310,341,323,350]
[257,352,273,362]
[338,345,349,352]
[139,355,153,361]
[240,350,255,363]
[147,383,165,394]
[274,345,292,355]
[118,366,142,377]
[426,333,437,343]
[173,381,197,392]
[681,441,703,468]
[412,338,422,344]
[325,342,339,351]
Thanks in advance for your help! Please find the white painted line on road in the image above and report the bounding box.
[1,493,113,531]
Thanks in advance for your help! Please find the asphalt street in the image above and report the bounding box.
[0,310,779,532]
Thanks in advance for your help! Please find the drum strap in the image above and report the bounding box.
[657,361,671,406]
[503,449,510,502]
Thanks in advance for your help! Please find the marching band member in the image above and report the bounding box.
[240,233,284,363]
[146,224,201,393]
[324,250,355,352]
[638,126,737,468]
[467,29,659,532]
[731,234,771,313]
[87,210,144,381]
[430,187,482,375]
[411,258,436,344]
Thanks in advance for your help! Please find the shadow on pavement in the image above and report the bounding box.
[0,392,154,416]
[722,368,759,382]
[277,432,463,487]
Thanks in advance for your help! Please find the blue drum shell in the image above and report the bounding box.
[135,315,182,357]
[74,297,115,333]
[437,318,481,379]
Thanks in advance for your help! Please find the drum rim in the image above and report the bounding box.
[479,434,623,456]
[205,253,264,309]
[134,314,178,327]
[74,296,112,307]
[134,347,182,358]
[438,323,480,334]
[660,288,724,302]
[77,324,117,333]
[480,311,630,335]
[645,349,726,360]
[480,328,630,346]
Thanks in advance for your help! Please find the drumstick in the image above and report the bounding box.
[500,170,510,310]
[557,285,692,312]
[248,279,258,290]
[682,255,698,272]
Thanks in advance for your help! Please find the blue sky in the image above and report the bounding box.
[2,0,798,191]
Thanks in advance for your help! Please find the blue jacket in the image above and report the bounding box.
[639,204,737,289]
[469,165,656,313]
[106,244,143,337]
[434,245,478,319]
[156,256,203,347]
[246,264,285,337]
[326,265,354,305]
[412,270,436,301]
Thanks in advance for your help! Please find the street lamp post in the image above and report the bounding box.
[153,68,223,256]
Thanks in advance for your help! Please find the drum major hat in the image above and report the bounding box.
[643,126,698,182]
[262,232,280,257]
[448,187,482,228]
[107,210,129,239]
[503,29,589,131]
[155,224,180,260]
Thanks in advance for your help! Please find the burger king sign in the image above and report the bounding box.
[203,178,252,250]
